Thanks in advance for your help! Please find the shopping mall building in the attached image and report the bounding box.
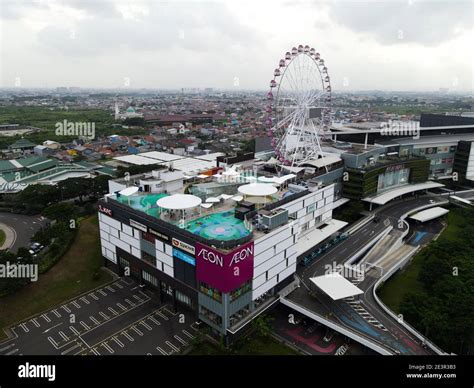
[98,166,346,340]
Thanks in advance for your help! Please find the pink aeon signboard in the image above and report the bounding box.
[196,241,254,293]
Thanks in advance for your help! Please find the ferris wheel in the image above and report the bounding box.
[266,44,332,166]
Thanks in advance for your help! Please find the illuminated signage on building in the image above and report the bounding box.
[129,219,147,232]
[172,238,195,255]
[149,228,169,242]
[98,205,113,217]
[173,248,195,266]
[196,241,254,293]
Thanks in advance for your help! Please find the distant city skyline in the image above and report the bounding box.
[1,0,473,91]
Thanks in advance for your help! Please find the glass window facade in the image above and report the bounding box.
[377,168,410,192]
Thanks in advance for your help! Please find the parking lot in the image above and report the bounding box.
[0,278,199,356]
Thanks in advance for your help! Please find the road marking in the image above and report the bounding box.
[52,309,61,318]
[131,326,143,336]
[59,331,69,341]
[80,321,90,331]
[20,323,29,333]
[112,336,124,348]
[148,316,160,326]
[61,343,81,355]
[182,330,195,339]
[41,313,51,323]
[117,303,127,311]
[174,335,187,345]
[125,299,135,307]
[156,311,168,320]
[30,318,40,327]
[101,342,114,354]
[156,346,168,355]
[48,336,59,349]
[89,292,99,300]
[106,286,115,293]
[80,296,90,305]
[71,301,81,309]
[98,290,107,296]
[108,307,118,316]
[61,305,71,313]
[139,321,153,331]
[122,331,134,342]
[115,283,124,289]
[91,348,100,355]
[90,316,100,326]
[0,343,16,352]
[5,348,19,355]
[70,326,80,336]
[99,312,109,320]
[166,341,180,353]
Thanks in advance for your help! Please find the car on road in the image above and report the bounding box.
[323,330,335,342]
[28,242,44,256]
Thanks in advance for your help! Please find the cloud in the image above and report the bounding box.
[327,0,473,46]
[35,2,259,56]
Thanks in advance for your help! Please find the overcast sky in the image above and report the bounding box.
[0,0,473,91]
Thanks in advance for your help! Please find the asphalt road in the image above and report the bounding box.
[0,278,199,356]
[286,195,448,355]
[0,213,49,253]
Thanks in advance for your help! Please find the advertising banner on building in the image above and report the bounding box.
[195,241,254,293]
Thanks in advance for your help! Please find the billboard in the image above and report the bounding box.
[195,241,254,293]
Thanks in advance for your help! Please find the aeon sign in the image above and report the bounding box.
[196,241,254,293]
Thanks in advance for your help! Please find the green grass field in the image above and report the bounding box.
[0,215,113,340]
[378,210,460,313]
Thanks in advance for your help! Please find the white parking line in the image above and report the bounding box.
[80,321,90,331]
[108,307,118,316]
[182,329,195,339]
[48,336,59,349]
[99,312,109,320]
[98,290,107,296]
[115,283,124,289]
[166,341,180,353]
[91,348,100,355]
[122,331,134,342]
[174,335,187,346]
[90,316,100,326]
[101,342,114,354]
[125,299,135,307]
[61,343,81,355]
[52,309,61,318]
[59,331,69,341]
[156,311,168,320]
[112,336,124,348]
[70,326,80,336]
[139,321,153,331]
[156,346,168,355]
[89,293,99,300]
[20,323,29,333]
[131,326,143,336]
[117,303,127,311]
[80,297,90,305]
[71,301,81,309]
[106,286,115,293]
[30,318,40,327]
[148,316,160,326]
[6,348,19,355]
[41,314,51,323]
[132,294,142,301]
[0,343,16,352]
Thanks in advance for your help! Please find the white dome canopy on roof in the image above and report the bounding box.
[156,194,202,210]
[238,183,278,197]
